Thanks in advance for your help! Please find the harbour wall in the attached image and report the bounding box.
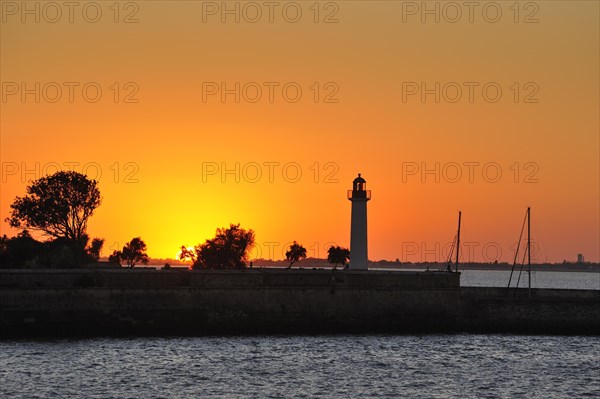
[0,270,597,336]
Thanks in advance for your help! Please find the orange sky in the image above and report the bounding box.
[1,1,598,263]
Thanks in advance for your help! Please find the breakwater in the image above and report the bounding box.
[0,269,597,336]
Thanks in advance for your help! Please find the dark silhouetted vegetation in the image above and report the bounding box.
[0,231,105,269]
[178,246,198,264]
[327,246,350,270]
[0,171,105,269]
[108,251,121,265]
[181,224,255,270]
[87,238,105,260]
[285,241,307,269]
[6,171,101,244]
[0,231,43,268]
[109,237,149,267]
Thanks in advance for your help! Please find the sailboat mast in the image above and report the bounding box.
[527,206,531,297]
[455,211,461,273]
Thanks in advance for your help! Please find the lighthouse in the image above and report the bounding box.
[348,173,371,270]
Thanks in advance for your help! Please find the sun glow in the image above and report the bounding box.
[176,247,196,262]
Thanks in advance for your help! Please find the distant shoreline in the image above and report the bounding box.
[376,263,600,273]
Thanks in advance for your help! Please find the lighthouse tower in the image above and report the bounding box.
[348,173,371,270]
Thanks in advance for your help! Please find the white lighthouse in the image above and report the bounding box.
[348,173,371,270]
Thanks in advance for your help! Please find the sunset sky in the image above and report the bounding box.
[1,1,598,263]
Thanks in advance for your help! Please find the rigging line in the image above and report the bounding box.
[521,240,529,265]
[446,234,457,265]
[516,238,529,288]
[516,260,524,288]
[508,210,528,290]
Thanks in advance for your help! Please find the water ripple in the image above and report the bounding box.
[1,335,599,398]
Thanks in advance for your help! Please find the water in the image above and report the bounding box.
[1,335,599,398]
[459,270,600,290]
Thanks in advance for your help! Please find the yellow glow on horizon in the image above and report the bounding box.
[175,246,196,262]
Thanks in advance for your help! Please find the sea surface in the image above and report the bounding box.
[459,269,600,290]
[1,335,599,398]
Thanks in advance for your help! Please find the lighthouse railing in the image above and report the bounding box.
[347,190,371,200]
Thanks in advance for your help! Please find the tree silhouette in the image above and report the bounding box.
[6,171,101,244]
[187,224,255,270]
[327,245,350,270]
[0,230,43,269]
[110,237,149,267]
[108,250,122,265]
[86,238,104,260]
[285,241,307,269]
[178,245,198,264]
[0,231,105,269]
